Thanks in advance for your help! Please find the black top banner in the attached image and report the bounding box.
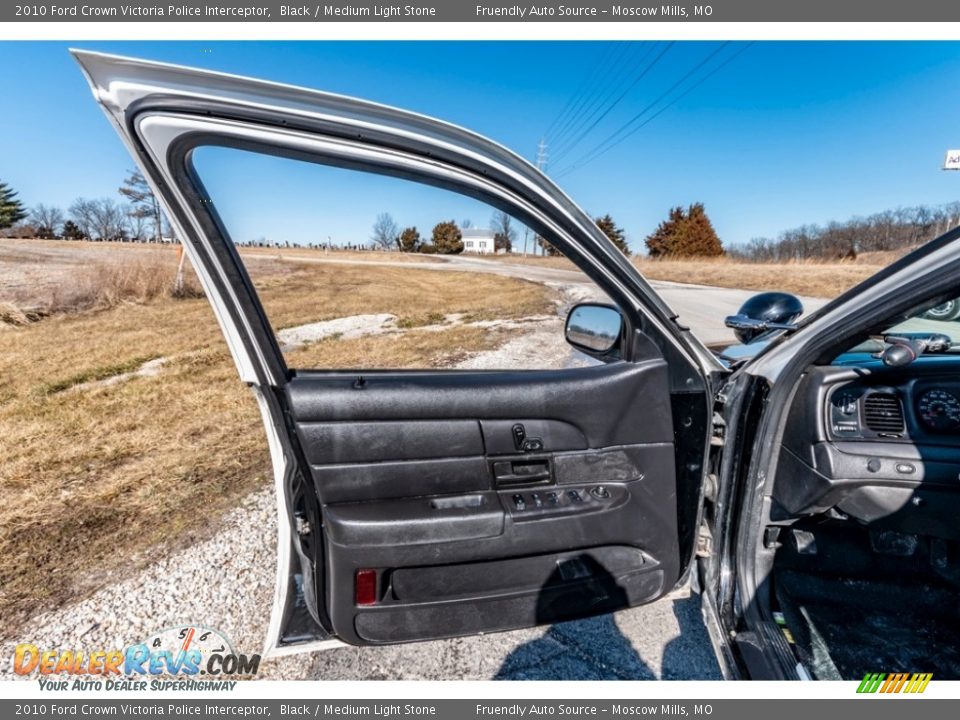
[6,0,960,22]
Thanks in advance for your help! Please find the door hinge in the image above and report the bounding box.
[295,512,312,536]
[696,523,714,558]
[710,410,727,447]
[702,472,718,503]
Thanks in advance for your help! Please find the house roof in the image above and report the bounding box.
[461,228,496,239]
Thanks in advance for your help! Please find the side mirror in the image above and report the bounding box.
[565,303,623,357]
[724,291,804,345]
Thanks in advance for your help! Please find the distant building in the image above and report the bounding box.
[461,228,497,254]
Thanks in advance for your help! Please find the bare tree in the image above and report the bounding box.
[29,204,64,239]
[490,210,516,252]
[371,212,399,250]
[68,198,97,239]
[126,211,149,242]
[119,169,163,242]
[71,198,125,241]
[729,201,960,262]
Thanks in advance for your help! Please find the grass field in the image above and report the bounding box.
[0,240,554,635]
[633,257,887,298]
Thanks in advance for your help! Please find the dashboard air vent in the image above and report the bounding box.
[863,392,905,434]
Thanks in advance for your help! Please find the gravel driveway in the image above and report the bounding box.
[1,276,723,681]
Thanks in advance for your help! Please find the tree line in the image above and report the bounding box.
[0,172,173,242]
[10,169,948,262]
[727,202,960,262]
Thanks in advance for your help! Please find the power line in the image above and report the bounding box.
[542,42,624,142]
[549,42,648,155]
[550,42,675,166]
[556,42,730,176]
[555,42,746,178]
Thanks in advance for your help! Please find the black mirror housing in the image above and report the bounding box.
[565,303,624,358]
[726,292,804,344]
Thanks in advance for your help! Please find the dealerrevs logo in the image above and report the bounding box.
[12,625,260,690]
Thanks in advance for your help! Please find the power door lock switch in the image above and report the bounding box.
[522,438,543,452]
[512,423,526,449]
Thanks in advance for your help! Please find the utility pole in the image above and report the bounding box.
[536,136,549,172]
[524,137,549,256]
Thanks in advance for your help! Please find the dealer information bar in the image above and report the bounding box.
[2,701,959,720]
[7,0,960,22]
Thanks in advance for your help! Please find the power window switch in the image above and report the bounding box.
[545,491,559,505]
[531,493,544,508]
[512,494,526,511]
[567,490,583,503]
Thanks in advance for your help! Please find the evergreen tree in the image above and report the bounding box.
[61,220,86,240]
[431,220,464,254]
[397,226,422,253]
[537,236,563,256]
[644,203,723,258]
[595,214,631,256]
[0,181,27,229]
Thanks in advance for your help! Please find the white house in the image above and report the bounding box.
[461,227,497,254]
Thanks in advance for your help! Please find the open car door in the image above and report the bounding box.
[73,51,725,655]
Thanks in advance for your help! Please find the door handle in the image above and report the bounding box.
[492,459,552,486]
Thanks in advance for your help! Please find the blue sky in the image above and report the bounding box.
[3,41,960,252]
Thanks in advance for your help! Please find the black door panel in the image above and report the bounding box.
[285,361,673,446]
[310,457,490,504]
[297,419,484,464]
[284,360,681,644]
[324,491,506,546]
[352,550,666,644]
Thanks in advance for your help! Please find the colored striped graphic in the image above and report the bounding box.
[857,672,933,693]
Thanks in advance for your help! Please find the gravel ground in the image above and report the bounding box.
[1,278,722,681]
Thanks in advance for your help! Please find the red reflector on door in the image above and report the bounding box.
[355,569,378,606]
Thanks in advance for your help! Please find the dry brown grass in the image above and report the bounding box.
[633,257,885,298]
[0,255,553,635]
[478,254,577,270]
[1,249,204,325]
[240,246,438,264]
[56,256,205,311]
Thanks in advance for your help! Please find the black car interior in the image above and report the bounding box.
[761,358,960,678]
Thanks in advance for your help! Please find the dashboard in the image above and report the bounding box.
[828,377,960,442]
[773,358,960,540]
